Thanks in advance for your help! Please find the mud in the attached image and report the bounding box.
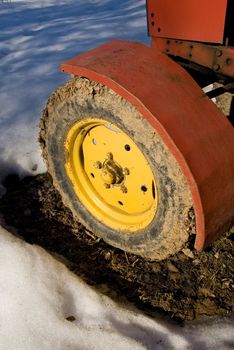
[0,173,233,322]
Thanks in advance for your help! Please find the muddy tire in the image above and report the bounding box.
[39,76,193,260]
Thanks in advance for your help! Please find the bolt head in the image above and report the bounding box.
[121,185,128,194]
[213,63,220,71]
[123,168,130,176]
[106,152,113,160]
[94,161,102,169]
[226,58,232,66]
[215,49,222,57]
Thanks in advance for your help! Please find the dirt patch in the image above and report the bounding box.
[0,173,233,322]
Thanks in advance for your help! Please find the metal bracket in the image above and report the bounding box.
[152,38,234,78]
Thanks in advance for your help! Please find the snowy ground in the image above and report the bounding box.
[0,1,233,349]
[1,225,234,350]
[0,0,148,192]
[0,224,234,350]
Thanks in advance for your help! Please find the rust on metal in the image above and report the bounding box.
[147,0,228,44]
[152,38,234,78]
[61,40,234,251]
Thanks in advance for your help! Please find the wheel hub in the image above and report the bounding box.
[97,153,125,188]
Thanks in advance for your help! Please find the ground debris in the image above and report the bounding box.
[0,173,233,322]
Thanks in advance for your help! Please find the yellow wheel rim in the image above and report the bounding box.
[64,118,158,231]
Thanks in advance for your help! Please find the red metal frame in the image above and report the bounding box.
[147,0,234,78]
[61,40,234,251]
[152,38,234,78]
[147,0,228,44]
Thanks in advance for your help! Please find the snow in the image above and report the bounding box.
[0,1,233,349]
[0,225,234,350]
[0,0,148,194]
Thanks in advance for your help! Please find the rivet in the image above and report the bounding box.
[215,49,222,57]
[213,63,220,71]
[226,58,232,66]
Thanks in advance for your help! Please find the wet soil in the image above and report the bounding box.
[0,173,233,322]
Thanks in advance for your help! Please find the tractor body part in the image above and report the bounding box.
[151,38,234,79]
[147,0,234,79]
[60,40,234,251]
[147,0,228,44]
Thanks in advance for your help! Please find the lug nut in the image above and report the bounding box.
[121,185,128,194]
[123,168,130,175]
[213,63,220,71]
[106,152,113,160]
[94,161,102,169]
[104,183,111,189]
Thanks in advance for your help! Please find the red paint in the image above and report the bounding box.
[152,38,234,78]
[147,0,228,44]
[61,40,234,250]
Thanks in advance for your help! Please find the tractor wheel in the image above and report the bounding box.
[39,76,192,260]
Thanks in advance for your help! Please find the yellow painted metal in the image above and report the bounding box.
[64,118,158,231]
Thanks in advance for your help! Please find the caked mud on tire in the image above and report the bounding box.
[39,76,193,260]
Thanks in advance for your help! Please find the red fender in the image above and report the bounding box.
[61,40,234,250]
